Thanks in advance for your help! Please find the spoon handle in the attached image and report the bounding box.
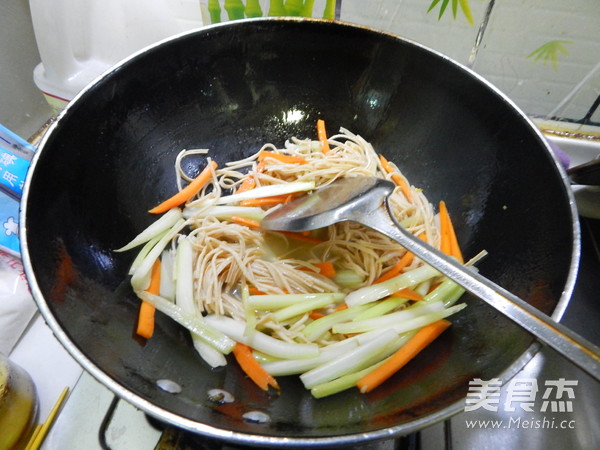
[361,204,600,382]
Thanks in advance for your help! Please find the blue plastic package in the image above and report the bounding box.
[0,124,35,256]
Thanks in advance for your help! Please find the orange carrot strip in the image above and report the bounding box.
[374,251,414,284]
[317,119,330,154]
[136,302,156,339]
[314,261,336,278]
[391,287,425,301]
[309,303,346,320]
[439,201,464,263]
[149,161,217,214]
[136,259,161,339]
[236,177,256,194]
[231,216,261,229]
[258,151,308,165]
[357,320,452,393]
[239,193,296,207]
[147,259,162,295]
[379,154,413,202]
[236,159,266,194]
[449,230,463,263]
[438,201,452,256]
[248,287,267,295]
[446,210,464,263]
[428,282,442,294]
[232,343,280,391]
[279,231,324,244]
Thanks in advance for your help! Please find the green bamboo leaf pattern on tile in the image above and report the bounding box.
[224,0,246,20]
[245,0,263,17]
[206,0,334,22]
[427,0,474,25]
[527,40,573,70]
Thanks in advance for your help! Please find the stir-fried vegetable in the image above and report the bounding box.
[317,119,330,154]
[216,180,315,205]
[149,160,217,214]
[439,200,464,263]
[136,259,161,339]
[379,154,413,202]
[118,122,479,397]
[233,343,280,391]
[357,319,452,393]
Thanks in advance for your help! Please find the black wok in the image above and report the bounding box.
[21,18,579,447]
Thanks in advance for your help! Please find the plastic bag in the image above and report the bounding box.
[0,251,36,355]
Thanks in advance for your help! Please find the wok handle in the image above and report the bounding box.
[361,204,600,382]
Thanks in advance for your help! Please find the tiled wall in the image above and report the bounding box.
[340,0,600,130]
[2,0,598,138]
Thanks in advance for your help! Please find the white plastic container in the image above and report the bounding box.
[29,0,204,110]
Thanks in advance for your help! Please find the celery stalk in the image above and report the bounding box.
[310,362,383,398]
[300,330,398,389]
[131,218,186,291]
[175,236,195,313]
[159,248,176,301]
[128,230,167,275]
[424,278,465,307]
[175,237,224,368]
[423,278,457,302]
[332,269,365,288]
[137,291,235,354]
[205,315,320,359]
[442,285,466,308]
[183,205,265,221]
[248,292,344,310]
[352,297,409,322]
[216,181,315,204]
[193,340,227,368]
[309,331,414,398]
[272,294,345,322]
[308,330,417,397]
[302,304,370,341]
[345,264,440,307]
[262,340,358,376]
[387,303,467,335]
[241,284,257,338]
[333,301,444,334]
[115,208,182,252]
[252,350,281,364]
[414,279,432,297]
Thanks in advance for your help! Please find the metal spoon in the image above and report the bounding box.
[261,176,600,381]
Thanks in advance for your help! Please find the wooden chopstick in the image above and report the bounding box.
[24,387,69,450]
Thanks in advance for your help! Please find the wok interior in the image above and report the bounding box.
[23,19,575,440]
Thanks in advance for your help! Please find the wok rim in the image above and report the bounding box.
[20,17,581,447]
